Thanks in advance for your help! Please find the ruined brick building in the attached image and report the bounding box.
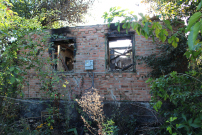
[23,23,160,101]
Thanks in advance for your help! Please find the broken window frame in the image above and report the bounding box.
[105,32,136,72]
[49,36,76,72]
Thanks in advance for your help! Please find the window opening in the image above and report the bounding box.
[50,37,76,72]
[106,33,135,72]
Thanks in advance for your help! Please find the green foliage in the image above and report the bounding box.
[110,109,137,135]
[0,0,78,134]
[9,0,95,27]
[139,35,188,78]
[142,0,202,61]
[67,128,78,135]
[147,71,202,134]
[103,6,182,48]
[102,119,119,135]
[0,0,46,99]
[103,0,202,55]
[104,1,202,135]
[186,12,202,52]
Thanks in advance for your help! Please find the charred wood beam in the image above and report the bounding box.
[108,37,131,41]
[115,66,122,69]
[109,47,132,49]
[110,48,132,61]
[59,53,69,71]
[122,64,134,71]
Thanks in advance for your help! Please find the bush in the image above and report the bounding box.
[147,71,202,135]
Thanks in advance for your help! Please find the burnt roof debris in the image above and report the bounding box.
[50,27,77,57]
[109,23,125,31]
[50,27,75,43]
[51,27,71,36]
[50,37,75,43]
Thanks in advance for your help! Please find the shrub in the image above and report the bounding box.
[147,71,202,135]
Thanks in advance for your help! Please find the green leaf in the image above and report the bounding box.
[157,22,162,29]
[167,126,172,134]
[182,114,187,121]
[14,68,20,74]
[108,22,111,27]
[152,22,157,29]
[136,27,141,35]
[132,23,139,30]
[138,13,144,18]
[10,67,15,71]
[67,128,78,135]
[122,23,126,29]
[192,22,201,44]
[159,29,168,42]
[176,37,179,42]
[186,12,202,32]
[129,11,134,14]
[155,29,160,38]
[193,118,201,124]
[115,22,119,26]
[188,118,193,125]
[197,0,202,10]
[168,37,172,44]
[178,124,185,129]
[172,42,178,48]
[188,27,195,50]
[170,117,177,122]
[10,77,15,84]
[187,20,202,51]
[143,22,149,35]
[184,125,190,131]
[163,20,173,32]
[153,100,162,111]
[176,124,181,128]
[118,24,120,32]
[190,123,201,128]
[146,78,153,83]
[20,92,25,98]
[127,22,130,29]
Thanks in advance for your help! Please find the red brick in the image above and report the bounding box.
[21,24,166,101]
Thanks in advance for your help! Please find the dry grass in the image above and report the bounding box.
[76,88,104,134]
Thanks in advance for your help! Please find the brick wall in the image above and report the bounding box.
[22,24,159,101]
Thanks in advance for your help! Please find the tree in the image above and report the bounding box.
[141,0,202,57]
[103,0,202,134]
[0,0,72,132]
[0,0,47,98]
[103,6,181,47]
[103,0,202,61]
[9,0,95,27]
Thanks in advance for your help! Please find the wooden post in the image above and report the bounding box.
[57,45,60,71]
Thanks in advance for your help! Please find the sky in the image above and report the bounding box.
[83,0,151,25]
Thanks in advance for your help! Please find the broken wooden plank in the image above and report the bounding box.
[110,48,132,61]
[122,64,134,71]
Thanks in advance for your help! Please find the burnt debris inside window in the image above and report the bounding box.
[106,32,135,72]
[50,37,76,72]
